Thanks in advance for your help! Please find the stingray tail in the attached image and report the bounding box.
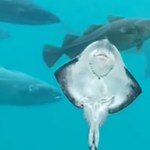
[88,127,99,150]
[42,45,63,67]
[83,102,110,150]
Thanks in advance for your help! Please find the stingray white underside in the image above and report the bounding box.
[55,39,142,150]
[65,51,132,111]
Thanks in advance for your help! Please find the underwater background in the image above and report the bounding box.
[0,0,149,150]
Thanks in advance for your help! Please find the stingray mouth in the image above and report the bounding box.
[97,53,109,60]
[88,51,115,79]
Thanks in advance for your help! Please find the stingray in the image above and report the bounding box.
[54,39,142,150]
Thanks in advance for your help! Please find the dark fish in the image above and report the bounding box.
[0,67,62,106]
[55,39,142,150]
[0,0,60,25]
[43,16,150,76]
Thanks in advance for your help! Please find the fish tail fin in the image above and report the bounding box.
[42,45,62,67]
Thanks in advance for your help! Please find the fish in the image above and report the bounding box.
[43,16,150,76]
[0,28,10,40]
[54,39,142,150]
[0,67,62,106]
[0,0,60,25]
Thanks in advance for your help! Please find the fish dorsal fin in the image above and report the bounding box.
[83,25,104,35]
[107,16,125,23]
[62,34,79,47]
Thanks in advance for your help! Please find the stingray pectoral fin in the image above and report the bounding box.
[108,68,142,113]
[42,44,62,67]
[55,57,80,107]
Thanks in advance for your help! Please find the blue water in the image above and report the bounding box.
[0,0,150,150]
